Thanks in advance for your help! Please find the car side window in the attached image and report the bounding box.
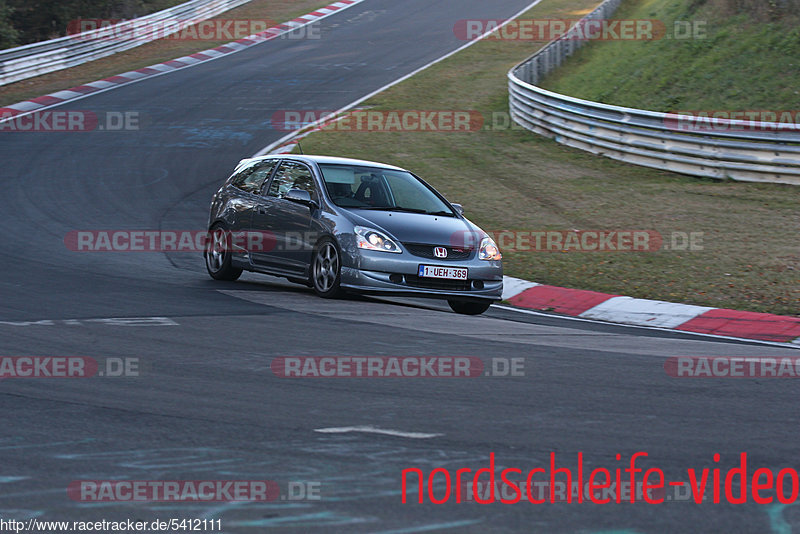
[267,161,316,199]
[230,160,277,194]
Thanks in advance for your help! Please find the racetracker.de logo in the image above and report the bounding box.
[450,230,664,252]
[271,356,486,378]
[270,110,484,132]
[64,230,277,252]
[453,19,667,41]
[0,357,98,378]
[665,357,800,378]
[0,357,141,379]
[66,18,281,41]
[67,480,280,502]
[664,111,800,132]
[0,111,140,132]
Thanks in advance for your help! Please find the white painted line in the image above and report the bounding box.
[579,296,714,328]
[314,426,442,439]
[255,0,546,156]
[491,304,800,349]
[501,275,539,300]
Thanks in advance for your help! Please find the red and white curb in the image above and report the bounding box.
[0,0,364,122]
[501,276,800,345]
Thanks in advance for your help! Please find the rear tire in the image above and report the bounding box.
[205,224,243,281]
[448,300,492,315]
[311,238,344,298]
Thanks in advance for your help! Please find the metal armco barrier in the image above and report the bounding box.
[0,0,252,86]
[508,0,800,185]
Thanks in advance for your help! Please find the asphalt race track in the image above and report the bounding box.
[1,1,799,532]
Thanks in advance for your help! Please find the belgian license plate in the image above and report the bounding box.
[418,265,468,280]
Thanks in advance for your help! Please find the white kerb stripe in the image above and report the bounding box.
[579,296,715,329]
[5,101,43,111]
[501,276,539,300]
[48,90,85,101]
[83,80,117,89]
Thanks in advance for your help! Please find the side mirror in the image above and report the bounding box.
[285,188,317,208]
[451,203,465,215]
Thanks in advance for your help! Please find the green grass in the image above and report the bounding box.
[541,0,800,110]
[295,0,800,316]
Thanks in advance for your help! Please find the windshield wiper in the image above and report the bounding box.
[359,206,426,213]
[359,206,452,215]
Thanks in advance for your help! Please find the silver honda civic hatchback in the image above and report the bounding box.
[204,155,503,314]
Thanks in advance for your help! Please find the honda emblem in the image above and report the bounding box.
[434,246,447,258]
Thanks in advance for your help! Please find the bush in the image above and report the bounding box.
[0,0,18,49]
[2,0,186,48]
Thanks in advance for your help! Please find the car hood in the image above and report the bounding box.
[343,209,484,246]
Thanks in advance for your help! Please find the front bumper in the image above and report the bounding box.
[340,266,503,302]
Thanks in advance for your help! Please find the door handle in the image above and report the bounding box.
[257,205,268,214]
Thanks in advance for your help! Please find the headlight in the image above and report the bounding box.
[354,226,401,253]
[478,236,502,260]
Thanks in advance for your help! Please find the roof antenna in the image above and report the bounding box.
[296,142,304,154]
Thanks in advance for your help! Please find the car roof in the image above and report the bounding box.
[250,154,408,172]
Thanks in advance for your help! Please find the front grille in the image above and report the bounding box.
[403,243,472,260]
[402,275,472,291]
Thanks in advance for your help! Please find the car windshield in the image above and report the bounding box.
[318,164,455,215]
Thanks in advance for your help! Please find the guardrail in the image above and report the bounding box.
[507,0,800,185]
[0,0,252,86]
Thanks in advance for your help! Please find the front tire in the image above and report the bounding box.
[448,300,492,315]
[312,238,344,298]
[205,224,243,281]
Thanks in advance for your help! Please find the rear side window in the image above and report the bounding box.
[230,159,277,194]
[267,161,316,199]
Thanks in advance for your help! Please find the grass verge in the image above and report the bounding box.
[294,0,800,315]
[541,0,800,110]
